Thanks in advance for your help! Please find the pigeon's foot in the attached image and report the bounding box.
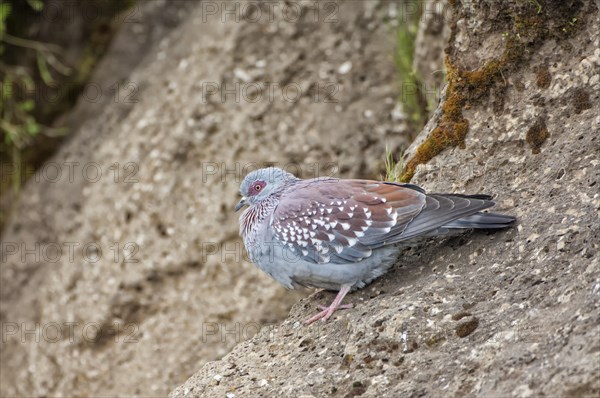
[304,284,353,325]
[317,304,353,311]
[304,303,353,325]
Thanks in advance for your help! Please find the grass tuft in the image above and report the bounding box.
[381,146,404,183]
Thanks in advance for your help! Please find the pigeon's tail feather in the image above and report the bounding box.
[443,212,516,229]
[393,193,515,243]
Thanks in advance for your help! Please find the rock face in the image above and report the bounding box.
[170,1,600,397]
[0,1,410,397]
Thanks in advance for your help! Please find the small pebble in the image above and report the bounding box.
[338,61,353,74]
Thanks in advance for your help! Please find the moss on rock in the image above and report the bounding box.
[401,0,588,182]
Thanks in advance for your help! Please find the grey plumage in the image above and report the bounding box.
[236,167,515,324]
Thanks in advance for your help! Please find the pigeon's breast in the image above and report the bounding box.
[287,246,399,291]
[252,228,399,291]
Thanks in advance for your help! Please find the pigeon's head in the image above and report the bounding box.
[235,167,297,211]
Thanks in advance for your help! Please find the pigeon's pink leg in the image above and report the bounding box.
[317,304,353,311]
[304,284,353,325]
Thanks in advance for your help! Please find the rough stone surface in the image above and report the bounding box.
[170,1,600,397]
[0,1,410,397]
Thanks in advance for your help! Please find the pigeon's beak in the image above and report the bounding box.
[234,197,247,212]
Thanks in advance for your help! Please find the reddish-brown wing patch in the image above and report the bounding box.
[271,179,426,263]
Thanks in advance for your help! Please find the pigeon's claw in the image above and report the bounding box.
[304,285,353,325]
[317,304,354,311]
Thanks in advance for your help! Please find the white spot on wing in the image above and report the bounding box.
[331,243,343,254]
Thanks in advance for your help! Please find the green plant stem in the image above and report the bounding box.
[2,33,62,54]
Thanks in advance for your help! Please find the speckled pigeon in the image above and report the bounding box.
[235,167,515,325]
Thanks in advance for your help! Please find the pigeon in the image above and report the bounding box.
[235,167,515,325]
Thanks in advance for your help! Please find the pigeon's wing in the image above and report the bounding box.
[270,178,427,264]
[396,193,497,239]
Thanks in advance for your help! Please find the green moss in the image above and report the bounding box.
[400,55,490,182]
[400,0,588,182]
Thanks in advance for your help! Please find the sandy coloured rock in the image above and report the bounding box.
[0,1,410,396]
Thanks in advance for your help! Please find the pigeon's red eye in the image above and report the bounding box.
[255,184,262,191]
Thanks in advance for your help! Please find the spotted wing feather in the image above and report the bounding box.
[271,179,426,264]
